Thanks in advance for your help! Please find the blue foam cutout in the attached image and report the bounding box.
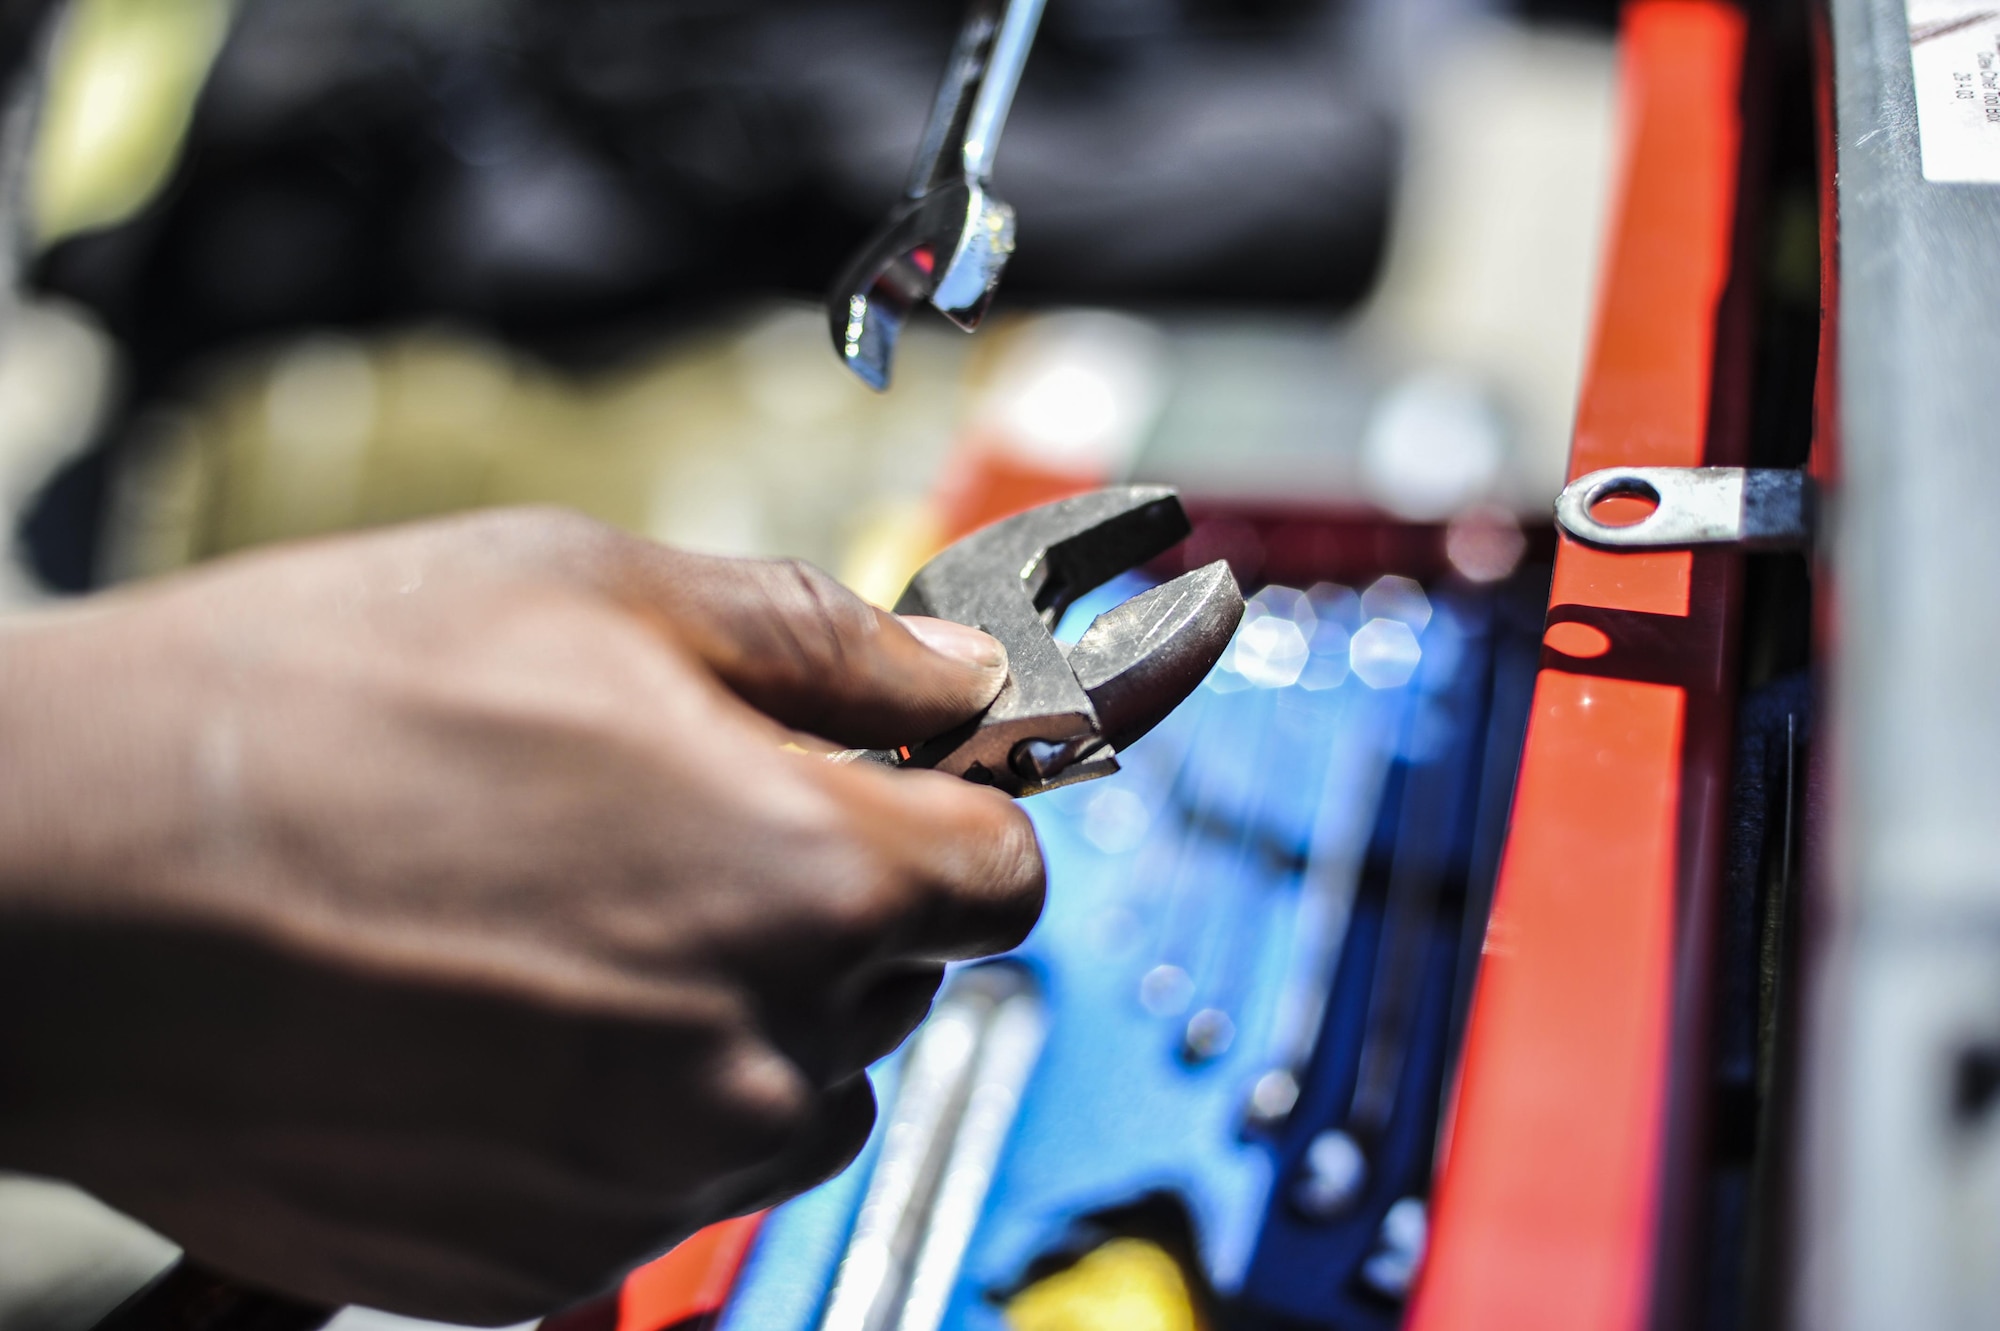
[714,580,1527,1331]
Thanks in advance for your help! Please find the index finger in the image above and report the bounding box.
[597,538,1009,749]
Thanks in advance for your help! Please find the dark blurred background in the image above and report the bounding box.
[3,0,1614,599]
[48,0,1400,356]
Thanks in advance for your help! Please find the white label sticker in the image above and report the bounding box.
[1910,2,2000,182]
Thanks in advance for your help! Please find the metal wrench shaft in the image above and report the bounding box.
[909,0,1044,194]
[829,0,1046,390]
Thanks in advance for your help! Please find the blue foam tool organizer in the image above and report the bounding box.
[717,570,1541,1331]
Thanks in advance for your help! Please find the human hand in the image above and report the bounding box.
[0,508,1044,1324]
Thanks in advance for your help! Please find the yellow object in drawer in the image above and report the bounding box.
[1002,1238,1205,1331]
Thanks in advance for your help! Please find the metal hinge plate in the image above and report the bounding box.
[1554,467,1816,552]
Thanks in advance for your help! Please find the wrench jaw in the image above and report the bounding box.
[831,279,913,396]
[828,0,1042,387]
[890,487,1242,797]
[828,199,933,393]
[929,184,1015,331]
[829,182,1016,391]
[1068,560,1244,752]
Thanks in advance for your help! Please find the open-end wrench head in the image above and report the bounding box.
[930,186,1015,329]
[829,182,1015,391]
[1068,560,1243,752]
[894,486,1196,795]
[900,485,1189,626]
[829,256,920,395]
[829,0,1042,387]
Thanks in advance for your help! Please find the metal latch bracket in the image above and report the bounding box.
[1554,466,1816,552]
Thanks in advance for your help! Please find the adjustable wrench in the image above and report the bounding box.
[871,486,1245,797]
[827,0,1047,390]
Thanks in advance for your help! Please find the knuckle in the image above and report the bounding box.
[772,556,850,611]
[828,865,921,943]
[763,558,877,671]
[711,1045,816,1163]
[810,821,920,939]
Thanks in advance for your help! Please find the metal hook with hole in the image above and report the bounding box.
[1554,466,1816,552]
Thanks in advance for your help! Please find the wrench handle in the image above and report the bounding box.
[905,0,1047,197]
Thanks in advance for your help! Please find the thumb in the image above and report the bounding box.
[621,551,1008,748]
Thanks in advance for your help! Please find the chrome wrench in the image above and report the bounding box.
[827,0,1047,390]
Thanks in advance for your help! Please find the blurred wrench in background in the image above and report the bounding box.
[827,0,1047,389]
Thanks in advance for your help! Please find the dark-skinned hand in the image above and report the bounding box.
[0,507,1045,1325]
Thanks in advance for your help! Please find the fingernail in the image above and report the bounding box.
[901,616,1007,674]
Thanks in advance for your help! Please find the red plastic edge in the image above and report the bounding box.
[1407,4,1751,1330]
[602,1212,765,1331]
